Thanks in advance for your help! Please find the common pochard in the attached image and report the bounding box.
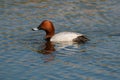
[32,20,88,43]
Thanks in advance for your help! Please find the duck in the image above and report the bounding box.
[32,20,88,43]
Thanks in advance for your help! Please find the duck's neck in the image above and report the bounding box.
[45,31,55,41]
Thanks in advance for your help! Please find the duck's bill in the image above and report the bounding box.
[32,27,39,31]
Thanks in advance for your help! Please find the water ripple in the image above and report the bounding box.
[0,0,120,80]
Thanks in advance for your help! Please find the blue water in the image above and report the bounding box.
[0,0,120,80]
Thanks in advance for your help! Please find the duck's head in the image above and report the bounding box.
[32,20,55,40]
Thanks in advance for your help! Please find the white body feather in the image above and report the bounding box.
[50,32,83,42]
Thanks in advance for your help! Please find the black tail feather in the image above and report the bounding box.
[73,35,89,43]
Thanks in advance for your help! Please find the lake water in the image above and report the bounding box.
[0,0,120,80]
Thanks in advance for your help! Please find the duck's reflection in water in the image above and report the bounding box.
[36,41,55,63]
[35,41,84,62]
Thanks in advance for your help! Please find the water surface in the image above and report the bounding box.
[0,0,120,80]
